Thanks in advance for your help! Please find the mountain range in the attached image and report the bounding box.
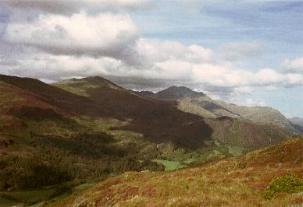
[135,86,299,133]
[0,74,300,206]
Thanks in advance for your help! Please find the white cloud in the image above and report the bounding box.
[231,97,267,107]
[135,39,213,65]
[4,0,151,14]
[1,2,303,101]
[3,36,303,92]
[5,53,124,80]
[283,57,303,73]
[2,32,303,94]
[4,12,138,61]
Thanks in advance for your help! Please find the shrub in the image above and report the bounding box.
[264,174,303,199]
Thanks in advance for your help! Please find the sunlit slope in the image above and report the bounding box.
[51,137,303,207]
[137,86,297,132]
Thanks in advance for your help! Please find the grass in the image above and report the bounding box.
[49,137,303,207]
[153,160,186,171]
[264,175,303,199]
[54,80,99,97]
[228,145,245,156]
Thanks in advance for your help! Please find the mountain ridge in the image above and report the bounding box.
[0,74,296,206]
[136,86,297,133]
[0,74,292,199]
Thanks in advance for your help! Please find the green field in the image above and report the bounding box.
[153,159,186,171]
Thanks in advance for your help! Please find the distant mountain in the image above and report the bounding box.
[153,86,206,100]
[289,117,303,132]
[138,86,297,133]
[58,80,290,149]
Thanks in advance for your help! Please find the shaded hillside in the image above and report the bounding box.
[0,74,292,199]
[135,87,291,148]
[218,101,296,132]
[55,77,213,149]
[1,75,214,149]
[205,117,289,148]
[0,74,216,195]
[137,86,296,132]
[58,79,292,149]
[50,137,303,207]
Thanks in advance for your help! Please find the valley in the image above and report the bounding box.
[0,74,301,206]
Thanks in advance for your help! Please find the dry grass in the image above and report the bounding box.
[49,138,303,207]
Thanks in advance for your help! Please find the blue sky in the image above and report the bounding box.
[0,0,302,117]
[131,0,303,117]
[133,1,303,63]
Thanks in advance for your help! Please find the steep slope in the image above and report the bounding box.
[57,79,291,149]
[0,74,215,194]
[50,137,303,207]
[0,74,293,205]
[139,86,296,132]
[0,75,214,149]
[0,75,167,193]
[205,117,289,148]
[217,101,296,132]
[153,86,206,101]
[55,77,213,149]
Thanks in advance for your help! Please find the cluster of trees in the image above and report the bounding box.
[0,132,164,191]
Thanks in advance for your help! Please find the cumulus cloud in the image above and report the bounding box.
[1,0,303,104]
[283,57,303,73]
[4,0,151,14]
[3,38,303,92]
[4,12,139,62]
[136,39,213,64]
[4,53,122,80]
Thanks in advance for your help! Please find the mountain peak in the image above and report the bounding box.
[58,76,122,90]
[155,86,205,100]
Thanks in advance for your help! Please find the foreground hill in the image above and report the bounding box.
[136,86,297,132]
[50,137,303,207]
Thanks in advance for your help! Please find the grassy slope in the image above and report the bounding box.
[50,137,303,207]
[0,75,296,206]
[0,75,229,205]
[217,101,296,131]
[135,87,292,149]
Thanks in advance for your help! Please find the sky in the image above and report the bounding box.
[0,0,302,117]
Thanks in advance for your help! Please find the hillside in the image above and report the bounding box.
[0,74,293,206]
[57,78,290,149]
[0,75,164,192]
[138,86,297,132]
[0,74,220,193]
[49,137,303,207]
